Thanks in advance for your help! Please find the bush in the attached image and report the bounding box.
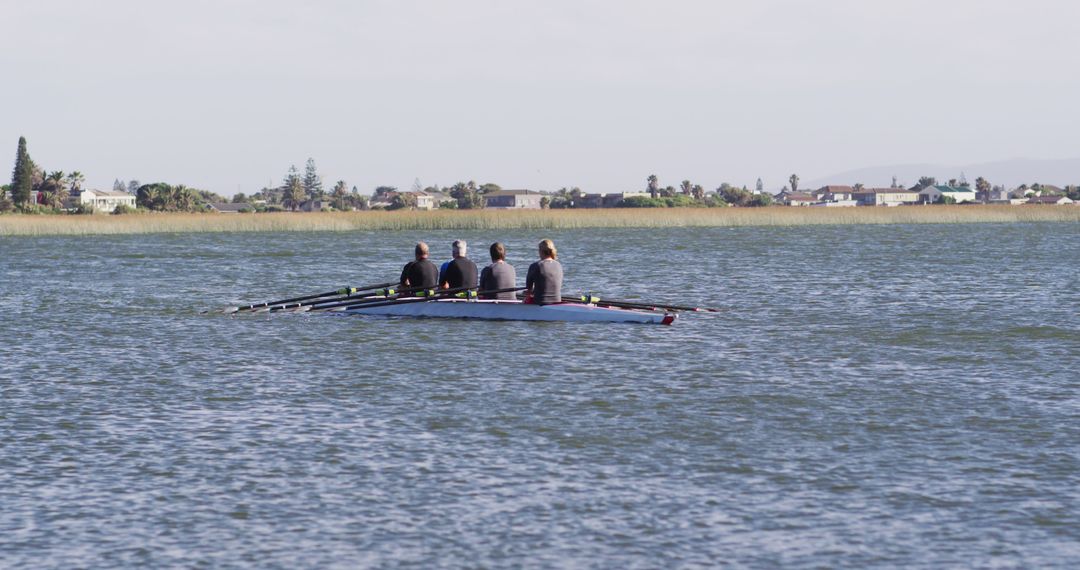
[112,204,136,215]
[621,196,667,208]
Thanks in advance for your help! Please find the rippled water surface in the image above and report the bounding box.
[2,224,1078,568]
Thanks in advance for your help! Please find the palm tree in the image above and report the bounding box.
[680,180,692,195]
[282,178,306,211]
[647,174,659,199]
[66,171,84,195]
[789,174,800,194]
[331,180,348,210]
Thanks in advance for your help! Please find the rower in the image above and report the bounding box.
[400,241,438,295]
[438,239,478,290]
[479,242,517,300]
[525,239,563,305]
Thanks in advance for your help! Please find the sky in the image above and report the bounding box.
[3,0,1079,195]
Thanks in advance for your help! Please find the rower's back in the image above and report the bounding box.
[480,261,517,300]
[526,258,562,305]
[442,257,478,289]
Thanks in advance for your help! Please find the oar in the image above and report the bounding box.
[224,281,395,314]
[336,285,478,310]
[304,283,450,312]
[561,294,721,313]
[268,285,401,312]
[335,285,526,312]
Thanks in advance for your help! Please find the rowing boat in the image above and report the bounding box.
[339,299,677,325]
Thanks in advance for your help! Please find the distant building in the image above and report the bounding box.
[77,189,136,213]
[918,185,977,204]
[300,198,332,212]
[852,188,920,206]
[1026,195,1074,205]
[484,189,544,209]
[208,202,253,213]
[778,192,817,206]
[813,185,855,202]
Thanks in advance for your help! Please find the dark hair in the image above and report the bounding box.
[490,242,506,262]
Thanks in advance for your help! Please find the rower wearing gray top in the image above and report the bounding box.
[525,239,563,305]
[479,242,517,300]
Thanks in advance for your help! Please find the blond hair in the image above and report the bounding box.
[538,239,557,260]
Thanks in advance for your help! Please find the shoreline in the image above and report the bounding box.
[1,205,1077,236]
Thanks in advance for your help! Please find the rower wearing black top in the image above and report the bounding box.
[438,239,478,289]
[400,241,439,294]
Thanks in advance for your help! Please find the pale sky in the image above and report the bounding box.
[3,0,1078,195]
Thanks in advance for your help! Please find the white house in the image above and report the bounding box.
[852,188,921,206]
[77,189,136,213]
[918,185,977,204]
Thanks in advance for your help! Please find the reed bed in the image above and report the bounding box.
[1,205,1077,236]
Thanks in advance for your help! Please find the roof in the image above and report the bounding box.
[928,185,975,193]
[786,193,816,201]
[817,185,854,193]
[854,188,918,194]
[210,202,252,212]
[84,190,133,197]
[485,189,541,196]
[1028,195,1072,204]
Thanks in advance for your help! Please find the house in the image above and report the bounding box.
[407,191,435,210]
[778,192,818,206]
[484,189,544,209]
[77,189,136,213]
[813,185,855,202]
[368,192,397,209]
[852,188,921,206]
[1026,195,1074,205]
[977,187,1011,203]
[208,202,253,213]
[918,185,977,204]
[300,198,332,212]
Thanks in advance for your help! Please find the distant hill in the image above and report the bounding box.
[808,158,1080,189]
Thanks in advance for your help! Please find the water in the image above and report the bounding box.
[1,224,1078,568]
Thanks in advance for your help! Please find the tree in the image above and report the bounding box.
[719,184,753,206]
[948,178,958,188]
[302,158,323,198]
[756,178,764,193]
[478,183,502,194]
[232,192,248,204]
[373,186,396,197]
[749,193,772,207]
[891,175,899,189]
[540,196,551,209]
[331,180,349,210]
[282,176,306,211]
[66,171,85,195]
[449,181,483,209]
[647,174,659,199]
[10,136,34,206]
[113,179,126,192]
[918,176,937,188]
[789,174,800,194]
[39,171,69,209]
[680,180,692,195]
[853,183,865,191]
[975,177,991,202]
[691,184,704,200]
[127,180,140,195]
[389,192,417,210]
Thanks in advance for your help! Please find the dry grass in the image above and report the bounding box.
[1,206,1077,236]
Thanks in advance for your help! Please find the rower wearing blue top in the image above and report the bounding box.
[525,239,563,305]
[438,239,478,289]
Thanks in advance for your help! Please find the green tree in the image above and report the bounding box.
[113,178,126,192]
[719,185,753,206]
[449,181,483,209]
[302,158,323,198]
[282,176,306,211]
[10,136,34,206]
[647,174,659,199]
[232,192,248,204]
[975,177,991,202]
[65,171,85,195]
[40,171,69,209]
[691,184,704,200]
[789,174,800,194]
[478,183,502,194]
[918,176,937,188]
[680,180,692,195]
[756,178,764,193]
[331,180,349,210]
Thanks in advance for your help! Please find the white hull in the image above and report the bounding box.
[341,299,676,324]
